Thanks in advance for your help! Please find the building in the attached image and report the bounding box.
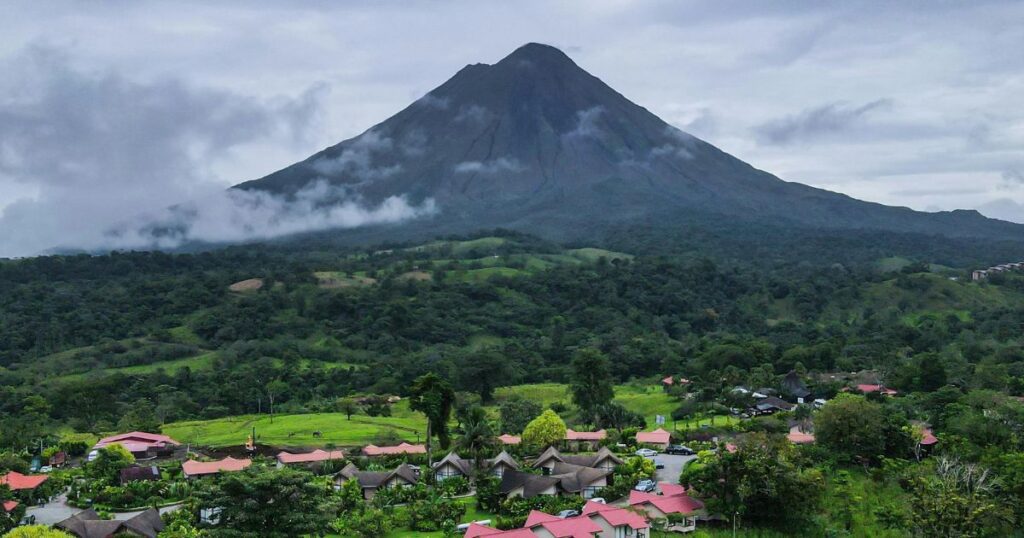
[854,384,898,396]
[92,432,180,459]
[498,434,522,446]
[464,523,538,537]
[781,371,812,403]
[182,457,251,478]
[0,471,48,492]
[582,500,651,538]
[787,425,815,444]
[275,449,345,468]
[500,462,611,500]
[431,451,522,481]
[564,429,607,451]
[533,446,623,473]
[628,489,704,532]
[119,465,161,484]
[362,442,426,457]
[57,507,164,538]
[334,462,419,500]
[753,396,795,414]
[636,428,671,449]
[524,509,603,537]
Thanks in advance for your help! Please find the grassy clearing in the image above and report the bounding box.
[314,271,377,289]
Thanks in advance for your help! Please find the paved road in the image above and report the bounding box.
[654,453,697,486]
[26,492,181,525]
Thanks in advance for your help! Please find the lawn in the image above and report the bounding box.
[163,401,427,449]
[323,496,494,537]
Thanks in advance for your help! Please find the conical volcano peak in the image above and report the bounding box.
[497,42,578,69]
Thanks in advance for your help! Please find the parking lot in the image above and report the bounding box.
[653,453,697,486]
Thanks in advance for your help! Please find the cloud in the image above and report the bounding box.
[753,99,892,145]
[564,106,604,138]
[310,130,402,180]
[454,104,493,124]
[1001,169,1024,186]
[976,198,1024,224]
[416,92,450,109]
[453,157,523,174]
[0,46,428,257]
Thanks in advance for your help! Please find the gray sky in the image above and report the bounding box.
[1,0,1023,256]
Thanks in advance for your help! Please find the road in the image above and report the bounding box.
[26,492,181,526]
[654,453,697,487]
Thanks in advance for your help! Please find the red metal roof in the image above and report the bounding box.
[581,501,649,530]
[855,384,898,395]
[499,434,522,445]
[2,500,18,512]
[524,510,561,527]
[464,523,506,537]
[920,428,938,445]
[629,489,704,515]
[565,429,607,441]
[276,449,345,464]
[0,471,49,491]
[529,515,602,537]
[636,428,671,445]
[362,442,426,456]
[94,431,180,451]
[658,482,688,497]
[787,426,816,444]
[182,457,251,477]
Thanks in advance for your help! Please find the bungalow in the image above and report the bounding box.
[854,384,898,396]
[362,442,426,457]
[334,462,419,500]
[636,428,671,449]
[533,446,623,473]
[93,432,180,459]
[781,371,812,404]
[49,451,67,468]
[487,451,521,478]
[119,465,161,484]
[565,429,607,451]
[498,434,522,446]
[57,507,164,538]
[661,375,690,391]
[2,500,19,515]
[582,500,651,538]
[0,471,48,493]
[920,427,938,447]
[628,490,704,532]
[182,457,251,478]
[433,451,522,480]
[463,523,539,537]
[524,510,602,538]
[787,425,815,444]
[500,461,611,500]
[275,449,345,469]
[753,396,795,415]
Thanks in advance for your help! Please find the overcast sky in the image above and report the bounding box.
[1,0,1023,256]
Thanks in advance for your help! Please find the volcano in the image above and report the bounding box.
[235,43,1023,243]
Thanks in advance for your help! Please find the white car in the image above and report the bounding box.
[635,448,658,457]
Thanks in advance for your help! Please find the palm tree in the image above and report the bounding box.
[455,405,498,472]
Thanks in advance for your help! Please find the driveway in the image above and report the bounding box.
[654,453,697,485]
[26,492,181,525]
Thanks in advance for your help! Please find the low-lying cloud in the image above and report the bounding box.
[754,99,892,145]
[453,157,523,174]
[0,46,431,258]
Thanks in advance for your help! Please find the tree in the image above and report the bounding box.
[332,508,392,538]
[595,402,644,433]
[455,405,497,472]
[337,398,359,420]
[499,397,542,435]
[193,466,331,537]
[522,409,566,449]
[3,527,73,538]
[409,373,456,466]
[569,348,614,424]
[88,444,136,484]
[117,398,161,432]
[906,458,1013,537]
[815,394,912,464]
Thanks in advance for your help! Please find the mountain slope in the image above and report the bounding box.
[236,43,1024,242]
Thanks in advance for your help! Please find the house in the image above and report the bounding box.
[182,457,251,478]
[533,446,623,473]
[582,500,651,538]
[753,396,795,414]
[433,452,475,481]
[628,490,704,532]
[362,442,426,457]
[0,471,48,492]
[49,451,67,468]
[499,434,522,446]
[464,523,539,537]
[334,462,419,500]
[92,432,180,459]
[524,510,602,537]
[275,449,345,468]
[501,463,611,500]
[2,500,19,514]
[57,507,164,538]
[119,465,161,484]
[854,384,898,396]
[781,371,812,403]
[565,429,607,451]
[636,428,671,449]
[920,427,938,446]
[787,425,815,444]
[487,451,521,478]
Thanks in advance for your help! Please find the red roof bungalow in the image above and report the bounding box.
[524,510,602,537]
[854,384,898,396]
[565,429,607,450]
[0,471,49,491]
[629,490,704,532]
[662,375,691,386]
[3,500,19,513]
[499,434,522,445]
[182,457,251,478]
[362,442,426,457]
[276,449,345,467]
[463,523,537,537]
[920,428,938,446]
[93,432,181,458]
[636,428,671,448]
[581,500,650,536]
[787,425,815,444]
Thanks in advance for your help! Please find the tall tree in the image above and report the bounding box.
[522,409,567,449]
[569,348,614,424]
[409,372,456,466]
[455,405,498,471]
[499,397,542,435]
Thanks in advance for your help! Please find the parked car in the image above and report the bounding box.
[557,509,580,519]
[666,444,695,455]
[634,479,657,492]
[653,459,665,469]
[589,498,606,505]
[635,448,658,457]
